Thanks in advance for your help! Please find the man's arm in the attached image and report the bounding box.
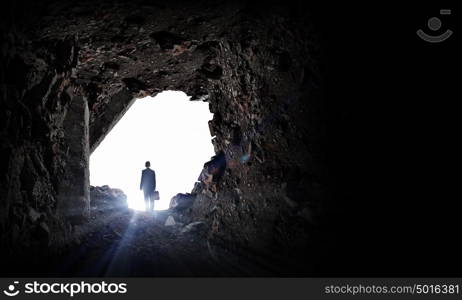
[140,171,144,190]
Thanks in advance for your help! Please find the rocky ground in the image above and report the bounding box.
[48,186,271,276]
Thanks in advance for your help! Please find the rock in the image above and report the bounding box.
[199,63,223,79]
[121,77,146,92]
[28,207,41,223]
[283,195,298,209]
[169,193,196,210]
[164,215,176,226]
[172,43,190,56]
[180,221,206,234]
[197,152,226,185]
[90,185,127,210]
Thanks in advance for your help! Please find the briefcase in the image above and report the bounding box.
[153,191,160,200]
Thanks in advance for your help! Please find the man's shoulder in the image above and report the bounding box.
[144,168,155,174]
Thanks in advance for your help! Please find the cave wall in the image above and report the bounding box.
[190,9,325,271]
[57,96,90,224]
[1,0,326,273]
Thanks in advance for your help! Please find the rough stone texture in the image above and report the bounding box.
[169,193,195,208]
[1,0,326,274]
[90,185,127,211]
[56,208,271,276]
[1,5,79,269]
[57,96,90,224]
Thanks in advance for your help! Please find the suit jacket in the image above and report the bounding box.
[140,168,156,192]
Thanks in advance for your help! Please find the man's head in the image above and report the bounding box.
[145,161,151,168]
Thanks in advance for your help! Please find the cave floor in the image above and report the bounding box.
[50,208,270,276]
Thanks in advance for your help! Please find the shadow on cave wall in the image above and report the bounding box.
[0,0,332,276]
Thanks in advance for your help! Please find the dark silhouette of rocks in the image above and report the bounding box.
[169,193,196,211]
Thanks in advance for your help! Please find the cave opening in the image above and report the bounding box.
[89,91,215,211]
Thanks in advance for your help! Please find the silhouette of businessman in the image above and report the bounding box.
[140,161,156,211]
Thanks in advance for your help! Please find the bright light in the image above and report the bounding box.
[90,91,215,210]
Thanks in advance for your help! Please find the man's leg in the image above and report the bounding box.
[144,190,150,211]
[149,191,155,211]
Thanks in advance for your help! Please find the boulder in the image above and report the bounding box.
[164,215,176,226]
[90,185,127,210]
[198,152,226,184]
[169,193,196,210]
[180,221,206,235]
[28,207,41,223]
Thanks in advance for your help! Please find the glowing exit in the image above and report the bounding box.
[90,91,215,210]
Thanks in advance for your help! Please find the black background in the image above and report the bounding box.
[309,2,460,275]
